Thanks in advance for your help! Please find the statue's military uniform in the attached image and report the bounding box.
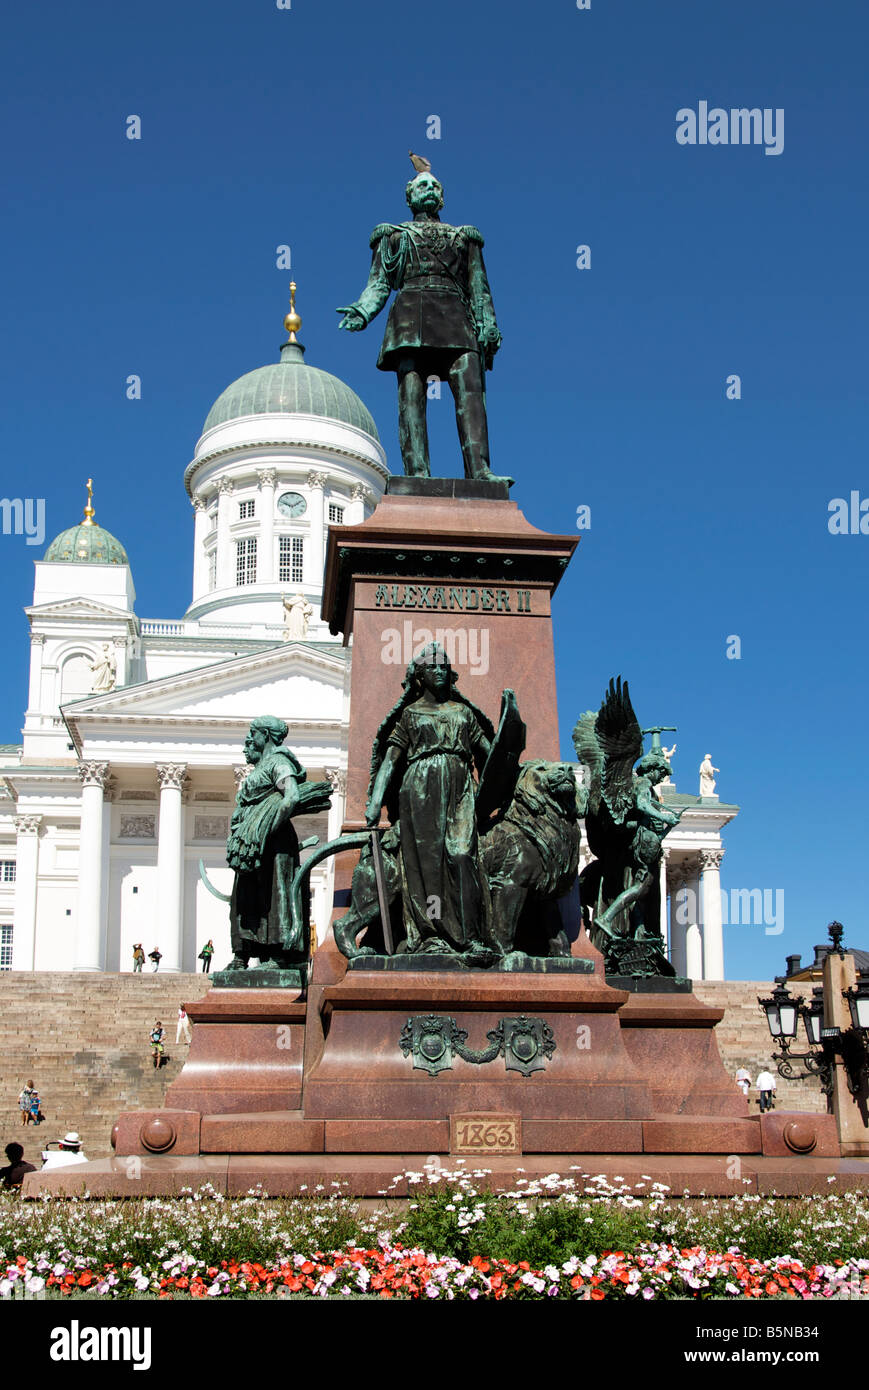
[351,221,500,370]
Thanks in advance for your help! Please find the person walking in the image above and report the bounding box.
[198,939,214,974]
[148,946,162,972]
[175,1006,192,1045]
[132,943,145,972]
[735,1066,751,1098]
[29,1089,44,1126]
[150,1020,165,1068]
[18,1080,35,1127]
[756,1067,777,1112]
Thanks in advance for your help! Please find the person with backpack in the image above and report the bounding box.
[150,1020,165,1068]
[132,943,145,972]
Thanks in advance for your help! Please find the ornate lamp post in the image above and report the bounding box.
[758,981,820,1082]
[759,923,869,1151]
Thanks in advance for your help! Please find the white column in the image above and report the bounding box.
[156,764,187,972]
[685,921,704,980]
[349,482,371,525]
[76,762,109,970]
[26,634,45,712]
[700,848,725,981]
[257,469,276,584]
[191,495,208,600]
[656,845,670,956]
[216,479,234,590]
[101,779,114,965]
[325,768,347,842]
[11,814,42,970]
[668,867,687,976]
[307,470,327,587]
[112,637,128,688]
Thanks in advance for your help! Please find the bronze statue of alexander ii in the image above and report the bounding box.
[338,153,508,484]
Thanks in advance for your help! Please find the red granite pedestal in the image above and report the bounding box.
[77,945,845,1198]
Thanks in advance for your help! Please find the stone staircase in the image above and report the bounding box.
[1,972,213,1164]
[0,974,827,1169]
[694,981,826,1115]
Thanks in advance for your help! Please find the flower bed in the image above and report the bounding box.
[3,1172,869,1300]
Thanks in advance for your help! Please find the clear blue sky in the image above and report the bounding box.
[1,0,867,979]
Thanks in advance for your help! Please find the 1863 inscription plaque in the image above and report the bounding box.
[450,1114,521,1155]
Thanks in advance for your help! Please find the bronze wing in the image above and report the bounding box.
[595,676,642,824]
[475,688,526,828]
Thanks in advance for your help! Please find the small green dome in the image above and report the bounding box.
[44,522,129,566]
[202,341,379,441]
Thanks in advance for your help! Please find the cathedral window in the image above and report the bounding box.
[235,537,257,586]
[0,925,12,970]
[1,861,16,882]
[279,536,304,585]
[328,503,345,524]
[208,551,217,591]
[238,499,255,520]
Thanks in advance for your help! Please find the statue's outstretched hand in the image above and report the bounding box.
[336,306,366,332]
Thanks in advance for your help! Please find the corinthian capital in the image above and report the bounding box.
[192,494,207,513]
[78,761,109,789]
[217,478,235,497]
[156,763,188,792]
[257,469,277,489]
[700,848,725,873]
[233,764,250,790]
[306,470,327,490]
[14,813,43,836]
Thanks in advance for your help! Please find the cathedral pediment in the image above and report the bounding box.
[26,598,135,623]
[63,643,346,733]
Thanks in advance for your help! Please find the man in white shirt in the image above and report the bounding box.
[41,1131,88,1170]
[735,1066,751,1097]
[756,1069,777,1112]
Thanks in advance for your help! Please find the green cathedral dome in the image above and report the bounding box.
[43,483,129,565]
[202,340,379,441]
[44,522,129,566]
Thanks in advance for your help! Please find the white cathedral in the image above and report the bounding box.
[0,292,736,979]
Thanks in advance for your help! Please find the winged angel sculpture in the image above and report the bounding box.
[573,678,682,977]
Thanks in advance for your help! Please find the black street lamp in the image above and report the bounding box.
[760,924,869,1099]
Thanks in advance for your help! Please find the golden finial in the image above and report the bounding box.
[283,281,302,342]
[82,478,95,527]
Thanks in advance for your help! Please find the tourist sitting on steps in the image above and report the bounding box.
[41,1132,87,1171]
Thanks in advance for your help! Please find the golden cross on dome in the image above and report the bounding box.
[82,478,95,526]
[283,281,302,342]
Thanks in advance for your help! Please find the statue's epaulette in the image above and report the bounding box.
[369,223,398,246]
[460,225,484,245]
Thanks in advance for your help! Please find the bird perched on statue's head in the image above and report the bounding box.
[408,150,432,173]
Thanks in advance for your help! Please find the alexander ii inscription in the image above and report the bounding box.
[373,583,534,613]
